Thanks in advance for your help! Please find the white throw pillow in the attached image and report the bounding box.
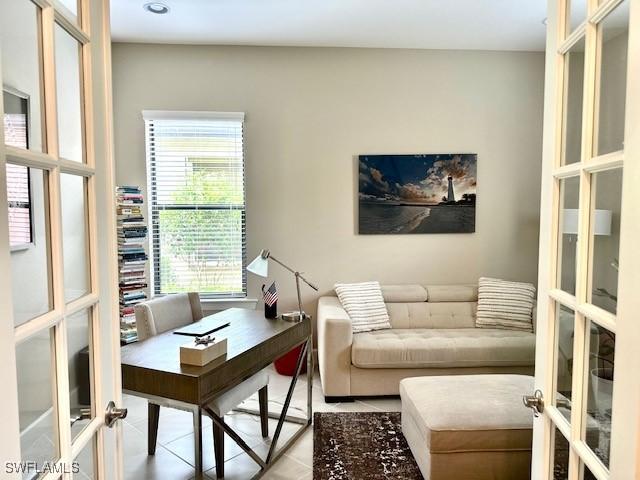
[334,281,392,333]
[476,277,535,332]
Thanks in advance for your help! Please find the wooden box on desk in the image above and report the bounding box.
[180,338,227,366]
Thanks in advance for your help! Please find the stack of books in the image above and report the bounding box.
[117,186,148,344]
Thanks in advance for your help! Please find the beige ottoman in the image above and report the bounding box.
[400,375,533,480]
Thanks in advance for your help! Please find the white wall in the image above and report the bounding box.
[112,44,545,318]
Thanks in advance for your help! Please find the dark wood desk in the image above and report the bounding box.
[121,308,313,478]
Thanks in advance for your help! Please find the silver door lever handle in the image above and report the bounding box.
[523,390,544,417]
[105,401,128,428]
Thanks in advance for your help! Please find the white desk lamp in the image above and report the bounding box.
[247,249,318,322]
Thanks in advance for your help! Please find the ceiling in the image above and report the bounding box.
[110,0,548,51]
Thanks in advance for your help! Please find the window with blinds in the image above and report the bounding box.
[144,112,246,297]
[6,164,32,247]
[4,100,32,248]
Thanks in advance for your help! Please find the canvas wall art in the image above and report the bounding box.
[358,154,477,234]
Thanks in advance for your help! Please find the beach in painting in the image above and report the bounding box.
[359,202,475,234]
[358,154,477,234]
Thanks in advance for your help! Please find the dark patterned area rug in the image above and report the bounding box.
[313,411,593,479]
[313,412,422,479]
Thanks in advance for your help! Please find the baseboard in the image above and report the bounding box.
[324,396,354,403]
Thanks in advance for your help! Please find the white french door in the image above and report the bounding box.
[532,0,640,479]
[0,0,124,479]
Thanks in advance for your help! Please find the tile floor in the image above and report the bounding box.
[122,365,401,479]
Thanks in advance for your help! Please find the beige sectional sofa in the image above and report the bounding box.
[317,284,536,400]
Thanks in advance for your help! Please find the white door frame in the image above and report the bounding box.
[0,0,122,478]
[532,0,640,478]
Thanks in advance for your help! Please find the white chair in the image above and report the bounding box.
[134,293,269,477]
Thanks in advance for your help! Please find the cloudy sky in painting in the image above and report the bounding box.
[359,154,477,204]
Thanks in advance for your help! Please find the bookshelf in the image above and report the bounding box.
[117,186,148,344]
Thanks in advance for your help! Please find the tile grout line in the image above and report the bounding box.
[282,450,314,470]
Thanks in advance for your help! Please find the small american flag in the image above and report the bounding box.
[262,282,278,307]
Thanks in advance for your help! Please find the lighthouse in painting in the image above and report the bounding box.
[447,176,455,202]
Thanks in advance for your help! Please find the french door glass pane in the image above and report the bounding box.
[68,308,94,441]
[55,0,79,19]
[555,304,574,420]
[558,176,580,294]
[74,436,96,479]
[562,37,586,166]
[10,167,53,326]
[54,24,84,163]
[595,0,629,156]
[553,427,570,480]
[586,321,614,468]
[16,328,59,475]
[582,463,597,480]
[566,0,587,34]
[590,168,622,314]
[0,0,45,153]
[61,174,89,302]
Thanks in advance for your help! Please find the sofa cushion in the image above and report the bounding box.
[380,284,428,303]
[351,328,535,369]
[386,302,477,329]
[400,375,534,453]
[424,285,478,303]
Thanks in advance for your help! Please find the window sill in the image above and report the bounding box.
[201,297,258,311]
[10,243,33,253]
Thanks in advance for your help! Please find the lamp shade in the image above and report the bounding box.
[247,250,269,277]
[563,209,612,236]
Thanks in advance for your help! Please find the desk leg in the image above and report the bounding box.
[148,403,160,455]
[266,338,309,463]
[258,386,269,438]
[213,415,225,478]
[307,332,313,424]
[205,408,267,470]
[202,335,313,479]
[193,407,203,475]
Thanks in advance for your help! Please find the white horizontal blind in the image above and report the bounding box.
[4,112,32,247]
[144,114,246,297]
[6,164,32,247]
[4,113,28,148]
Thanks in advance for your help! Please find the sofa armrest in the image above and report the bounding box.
[317,296,353,397]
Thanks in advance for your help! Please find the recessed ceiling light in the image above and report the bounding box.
[144,2,170,14]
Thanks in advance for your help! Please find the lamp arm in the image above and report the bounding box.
[297,273,319,291]
[268,254,319,291]
[295,273,303,319]
[267,254,296,275]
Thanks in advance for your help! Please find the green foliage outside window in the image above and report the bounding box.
[158,159,244,295]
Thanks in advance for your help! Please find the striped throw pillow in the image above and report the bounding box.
[476,277,535,332]
[334,281,391,333]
